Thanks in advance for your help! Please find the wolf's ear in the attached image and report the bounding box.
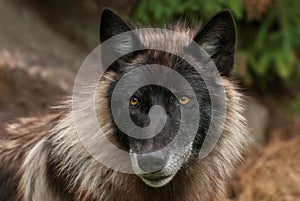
[193,10,237,76]
[99,8,142,68]
[100,8,133,43]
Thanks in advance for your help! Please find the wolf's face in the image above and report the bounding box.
[98,9,236,188]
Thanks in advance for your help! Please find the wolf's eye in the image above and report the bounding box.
[130,96,139,106]
[179,96,191,105]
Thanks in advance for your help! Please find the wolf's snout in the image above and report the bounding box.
[137,150,167,173]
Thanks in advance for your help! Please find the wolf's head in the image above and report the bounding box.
[97,9,237,188]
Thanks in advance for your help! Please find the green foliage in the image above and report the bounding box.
[290,94,300,114]
[239,0,300,87]
[131,0,300,90]
[131,0,243,25]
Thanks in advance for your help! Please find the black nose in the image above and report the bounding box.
[137,150,167,173]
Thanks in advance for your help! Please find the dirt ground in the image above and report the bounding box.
[225,93,300,201]
[229,136,300,201]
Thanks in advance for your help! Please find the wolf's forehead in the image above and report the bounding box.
[136,26,196,50]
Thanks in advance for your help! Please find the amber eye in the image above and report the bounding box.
[179,96,191,105]
[130,96,139,106]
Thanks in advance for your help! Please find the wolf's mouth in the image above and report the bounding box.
[139,174,175,188]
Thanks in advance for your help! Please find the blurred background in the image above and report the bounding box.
[0,0,299,200]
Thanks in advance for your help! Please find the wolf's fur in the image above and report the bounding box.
[0,9,248,201]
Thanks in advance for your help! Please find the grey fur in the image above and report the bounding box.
[0,9,248,201]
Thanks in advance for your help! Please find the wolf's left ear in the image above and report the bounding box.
[193,10,237,76]
[99,8,142,68]
[100,8,133,43]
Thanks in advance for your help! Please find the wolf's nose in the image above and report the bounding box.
[137,150,167,173]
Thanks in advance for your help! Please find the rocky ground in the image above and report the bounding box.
[0,0,86,115]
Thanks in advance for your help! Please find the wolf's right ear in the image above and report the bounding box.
[193,10,237,76]
[100,8,142,69]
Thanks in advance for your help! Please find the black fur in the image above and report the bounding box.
[104,50,212,158]
[193,10,237,76]
[99,10,234,158]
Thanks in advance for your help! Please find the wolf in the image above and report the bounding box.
[0,8,248,201]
